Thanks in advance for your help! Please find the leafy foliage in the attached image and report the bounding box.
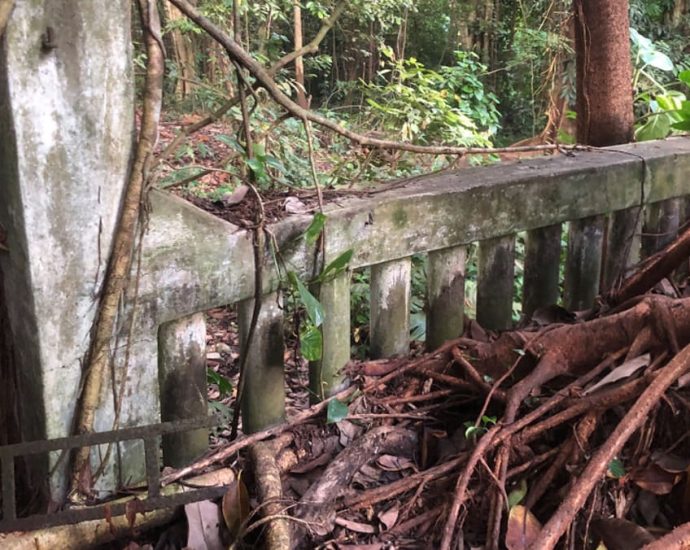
[359,48,499,147]
[632,29,690,141]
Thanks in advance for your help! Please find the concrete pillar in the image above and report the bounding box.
[564,216,605,311]
[427,246,465,350]
[238,293,286,433]
[310,271,351,402]
[0,1,135,502]
[478,235,515,331]
[370,258,411,358]
[523,225,561,318]
[158,313,208,468]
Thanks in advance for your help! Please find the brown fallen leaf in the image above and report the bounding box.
[584,354,650,394]
[104,503,115,535]
[591,517,655,550]
[505,505,541,550]
[378,505,399,530]
[334,516,377,534]
[125,498,146,529]
[221,477,251,542]
[630,463,678,495]
[652,451,690,474]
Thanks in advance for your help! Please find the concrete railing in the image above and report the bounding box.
[5,134,689,501]
[142,138,690,467]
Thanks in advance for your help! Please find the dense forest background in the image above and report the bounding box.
[152,0,690,197]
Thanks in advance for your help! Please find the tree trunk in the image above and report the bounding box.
[293,0,307,108]
[573,0,635,293]
[667,0,687,27]
[574,0,633,145]
[163,1,198,101]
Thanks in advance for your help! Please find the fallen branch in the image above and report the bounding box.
[294,425,418,539]
[1,469,234,549]
[160,385,356,485]
[531,341,690,549]
[642,521,690,549]
[608,224,690,306]
[167,0,588,158]
[440,425,500,550]
[250,439,292,549]
[343,452,465,509]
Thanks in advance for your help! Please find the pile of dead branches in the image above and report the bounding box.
[142,226,690,549]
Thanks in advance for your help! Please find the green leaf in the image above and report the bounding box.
[630,28,652,51]
[315,249,354,283]
[246,157,267,183]
[508,479,528,508]
[410,311,426,341]
[464,424,481,439]
[252,142,267,160]
[608,458,626,479]
[656,92,685,112]
[264,155,286,173]
[642,50,674,72]
[207,369,233,398]
[215,134,244,153]
[287,272,325,327]
[304,212,326,245]
[679,69,690,86]
[635,114,671,141]
[300,324,323,361]
[326,398,349,424]
[482,415,497,426]
[672,119,690,131]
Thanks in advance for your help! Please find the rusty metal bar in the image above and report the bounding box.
[0,416,220,532]
[144,437,161,498]
[0,485,228,532]
[0,416,213,458]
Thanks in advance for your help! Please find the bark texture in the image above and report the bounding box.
[574,0,634,145]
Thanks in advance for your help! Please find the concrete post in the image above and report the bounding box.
[523,225,561,318]
[310,271,351,402]
[564,216,605,311]
[0,1,135,502]
[238,293,286,433]
[158,313,208,468]
[478,235,515,331]
[370,258,411,358]
[427,246,465,350]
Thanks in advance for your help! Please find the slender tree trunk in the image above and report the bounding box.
[481,1,495,64]
[163,1,198,101]
[396,7,408,62]
[667,0,687,26]
[293,0,307,108]
[574,0,633,145]
[573,0,635,292]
